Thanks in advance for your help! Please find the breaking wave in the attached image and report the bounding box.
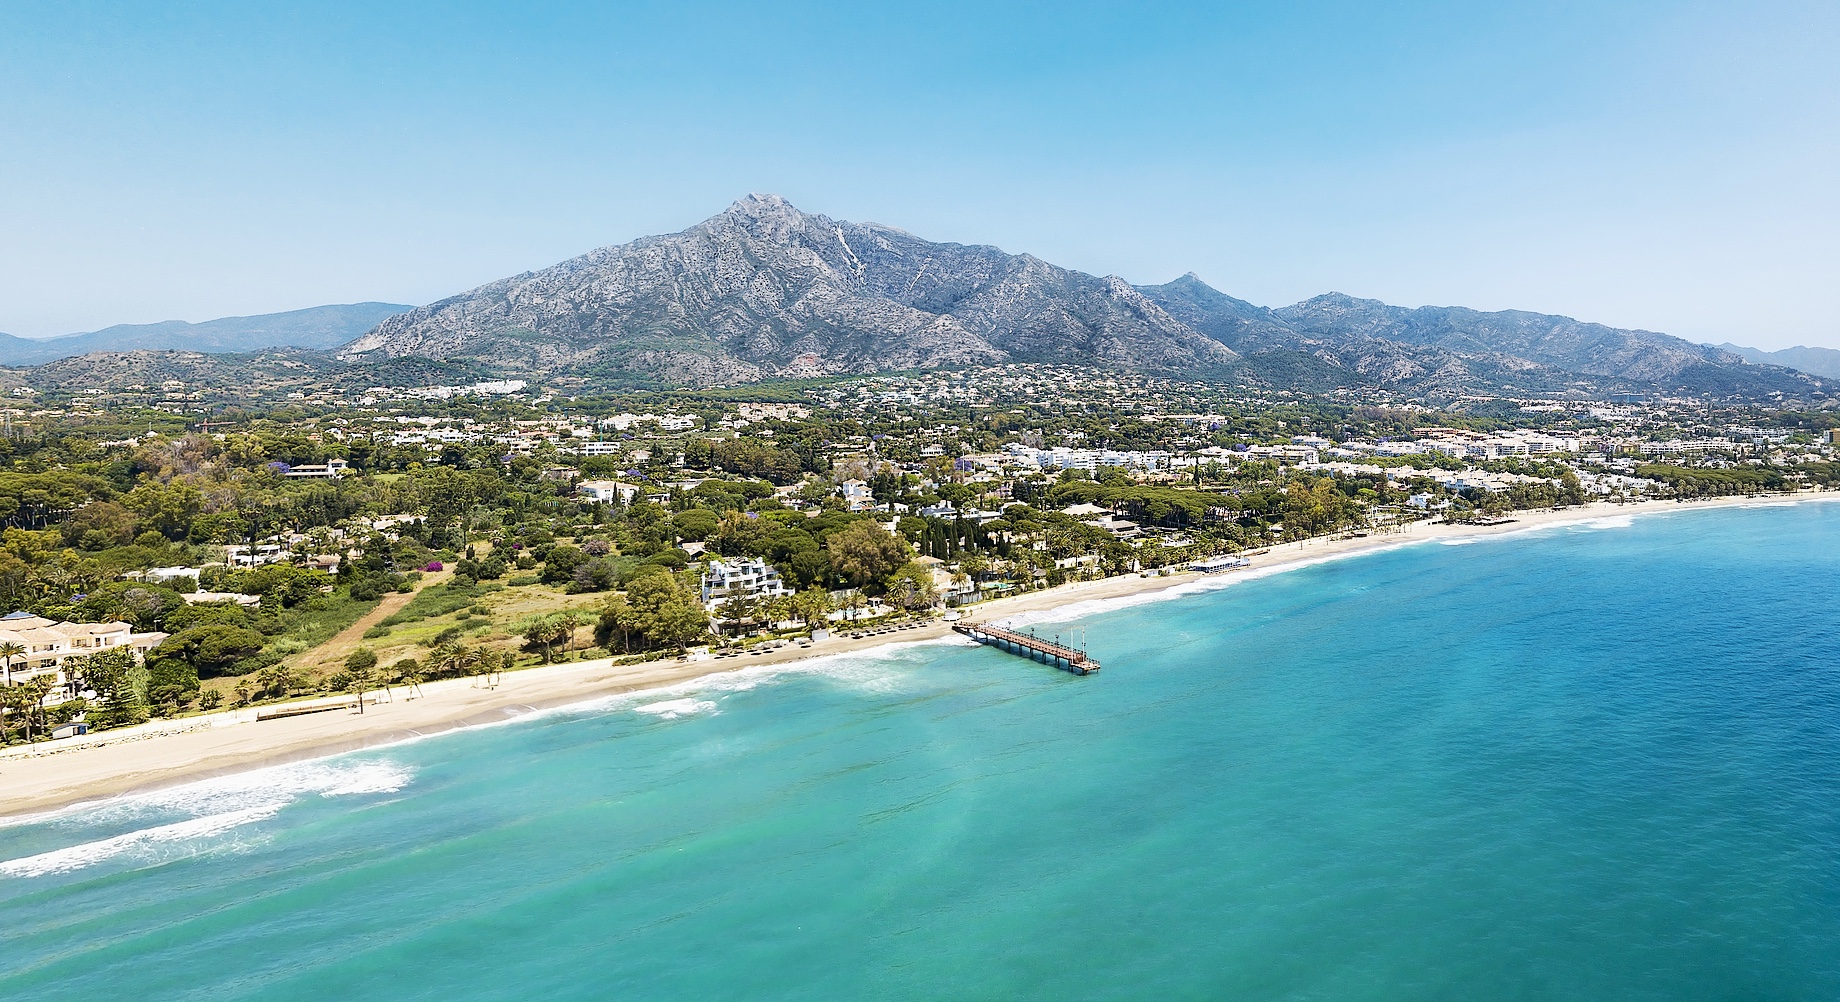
[0,759,413,879]
[633,698,717,720]
[0,804,286,877]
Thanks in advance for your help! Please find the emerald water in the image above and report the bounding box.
[4,503,1838,999]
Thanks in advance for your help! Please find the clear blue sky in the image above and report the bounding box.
[2,1,1835,348]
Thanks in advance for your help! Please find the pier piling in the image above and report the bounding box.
[952,623,1102,675]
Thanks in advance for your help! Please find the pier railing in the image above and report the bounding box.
[953,623,1101,675]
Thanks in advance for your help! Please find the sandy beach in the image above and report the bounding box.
[3,492,1828,820]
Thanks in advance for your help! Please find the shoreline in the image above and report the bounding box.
[4,491,1831,821]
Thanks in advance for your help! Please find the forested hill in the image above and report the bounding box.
[0,303,410,366]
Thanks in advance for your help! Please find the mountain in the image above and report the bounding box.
[339,194,1820,400]
[341,194,1237,384]
[0,303,411,366]
[2,347,484,399]
[1714,343,1840,380]
[1138,277,1824,399]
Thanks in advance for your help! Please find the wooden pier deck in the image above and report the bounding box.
[953,623,1101,675]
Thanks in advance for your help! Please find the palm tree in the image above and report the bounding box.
[0,641,23,688]
[552,612,586,658]
[486,649,511,688]
[431,642,476,680]
[17,676,52,744]
[760,594,794,630]
[0,684,21,744]
[394,658,425,699]
[519,618,565,663]
[792,588,832,628]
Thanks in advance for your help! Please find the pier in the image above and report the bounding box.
[953,622,1102,675]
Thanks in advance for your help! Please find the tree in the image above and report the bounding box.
[759,593,795,628]
[2,672,54,742]
[255,663,304,700]
[18,676,53,741]
[541,544,588,586]
[886,561,939,611]
[717,594,756,636]
[345,647,379,711]
[146,656,201,711]
[553,611,587,656]
[151,625,267,679]
[0,641,22,687]
[0,682,24,743]
[650,599,712,651]
[791,588,831,627]
[68,648,148,728]
[596,594,638,654]
[430,641,480,678]
[481,648,510,687]
[393,657,425,698]
[826,520,912,589]
[518,617,564,662]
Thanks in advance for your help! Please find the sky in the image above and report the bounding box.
[1,1,1836,349]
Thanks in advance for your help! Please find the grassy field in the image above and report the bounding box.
[351,577,606,671]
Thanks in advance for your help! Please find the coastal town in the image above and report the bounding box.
[2,362,1838,747]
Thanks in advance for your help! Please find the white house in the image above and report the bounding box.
[0,611,167,696]
[579,480,642,504]
[839,479,875,511]
[283,458,349,479]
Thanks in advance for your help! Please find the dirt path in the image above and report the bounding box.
[290,568,453,676]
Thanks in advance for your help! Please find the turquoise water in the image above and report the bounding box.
[4,503,1840,1000]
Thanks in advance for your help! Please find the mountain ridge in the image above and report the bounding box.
[7,196,1824,401]
[0,302,411,366]
[1713,342,1840,381]
[340,195,1823,399]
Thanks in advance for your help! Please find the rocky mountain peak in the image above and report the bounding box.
[341,196,1237,384]
[334,197,1825,400]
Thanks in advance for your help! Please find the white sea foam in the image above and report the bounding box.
[991,545,1419,630]
[633,698,717,720]
[1440,538,1479,546]
[0,803,286,877]
[1,759,413,835]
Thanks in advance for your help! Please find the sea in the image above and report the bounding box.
[3,502,1838,1000]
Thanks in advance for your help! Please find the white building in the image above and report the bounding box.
[700,558,794,611]
[283,458,349,479]
[840,479,875,511]
[0,611,167,696]
[579,480,642,504]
